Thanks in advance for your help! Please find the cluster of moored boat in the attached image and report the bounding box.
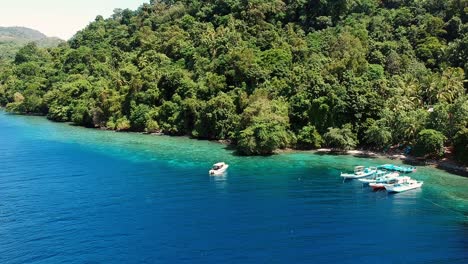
[340,164,423,193]
[209,162,422,193]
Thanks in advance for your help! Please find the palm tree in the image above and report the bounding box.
[436,67,464,104]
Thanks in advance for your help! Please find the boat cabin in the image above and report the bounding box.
[212,162,225,171]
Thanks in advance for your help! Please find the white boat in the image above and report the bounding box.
[340,166,377,179]
[358,172,400,184]
[369,175,411,190]
[209,162,229,175]
[384,179,424,193]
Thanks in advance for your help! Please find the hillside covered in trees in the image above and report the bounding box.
[0,0,467,161]
[0,27,63,61]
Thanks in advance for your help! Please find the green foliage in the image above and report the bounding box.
[0,26,63,61]
[158,100,183,135]
[47,104,70,122]
[5,91,46,114]
[129,104,151,131]
[236,94,292,155]
[0,0,466,157]
[71,103,92,126]
[115,116,131,131]
[363,123,392,150]
[296,125,323,149]
[195,92,239,140]
[414,129,446,158]
[237,122,292,155]
[381,108,429,145]
[453,128,468,165]
[323,125,358,151]
[145,119,160,133]
[427,98,468,141]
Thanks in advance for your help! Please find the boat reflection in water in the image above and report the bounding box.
[210,171,228,191]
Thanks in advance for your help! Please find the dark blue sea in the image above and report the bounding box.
[0,111,467,263]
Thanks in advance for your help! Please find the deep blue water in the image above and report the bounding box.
[0,111,467,263]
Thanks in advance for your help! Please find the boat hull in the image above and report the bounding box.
[341,170,376,179]
[369,183,386,190]
[385,182,423,193]
[378,164,416,173]
[209,165,229,175]
[358,178,376,184]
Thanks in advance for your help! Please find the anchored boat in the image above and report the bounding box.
[209,162,229,175]
[384,179,424,193]
[340,166,377,179]
[378,164,416,173]
[358,172,400,185]
[369,176,411,190]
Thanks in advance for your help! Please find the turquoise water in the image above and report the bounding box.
[0,111,467,263]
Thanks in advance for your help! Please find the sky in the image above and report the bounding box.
[0,0,149,40]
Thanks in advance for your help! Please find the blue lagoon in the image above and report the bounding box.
[0,111,467,263]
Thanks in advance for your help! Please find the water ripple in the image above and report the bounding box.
[0,111,467,263]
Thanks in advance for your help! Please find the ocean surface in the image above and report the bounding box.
[0,111,467,263]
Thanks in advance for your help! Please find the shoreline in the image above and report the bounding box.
[311,148,468,177]
[2,110,467,177]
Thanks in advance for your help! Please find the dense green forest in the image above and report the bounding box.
[0,0,467,161]
[0,27,63,61]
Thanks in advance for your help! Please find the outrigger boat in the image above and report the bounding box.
[340,166,377,179]
[377,164,416,173]
[369,176,411,191]
[384,179,424,193]
[358,172,400,185]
